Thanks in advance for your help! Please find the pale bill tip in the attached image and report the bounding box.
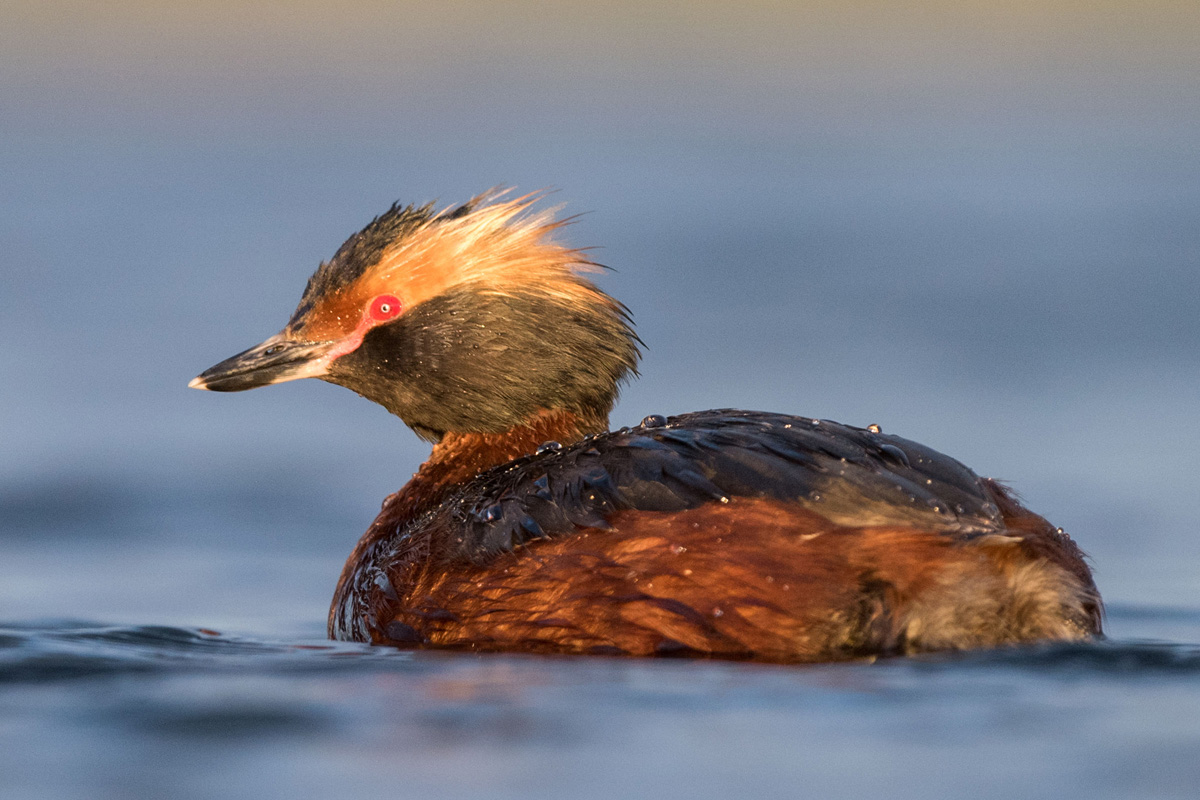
[188,376,208,390]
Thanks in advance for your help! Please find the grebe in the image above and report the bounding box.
[191,191,1102,661]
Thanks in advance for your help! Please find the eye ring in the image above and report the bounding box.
[369,294,403,322]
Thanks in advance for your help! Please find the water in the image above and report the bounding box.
[3,3,1199,798]
[4,611,1200,800]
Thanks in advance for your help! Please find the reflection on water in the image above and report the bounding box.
[3,613,1200,800]
[6,615,1200,685]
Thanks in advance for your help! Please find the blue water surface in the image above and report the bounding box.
[3,609,1200,800]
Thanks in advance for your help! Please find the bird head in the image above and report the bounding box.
[190,191,640,441]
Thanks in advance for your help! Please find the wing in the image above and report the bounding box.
[432,409,1005,564]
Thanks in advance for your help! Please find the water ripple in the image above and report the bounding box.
[0,621,405,683]
[911,638,1200,676]
[4,620,1200,685]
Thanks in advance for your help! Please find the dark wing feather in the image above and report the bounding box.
[432,410,1004,565]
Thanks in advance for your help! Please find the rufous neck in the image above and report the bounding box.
[394,409,600,513]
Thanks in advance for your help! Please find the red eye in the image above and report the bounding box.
[369,294,402,322]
